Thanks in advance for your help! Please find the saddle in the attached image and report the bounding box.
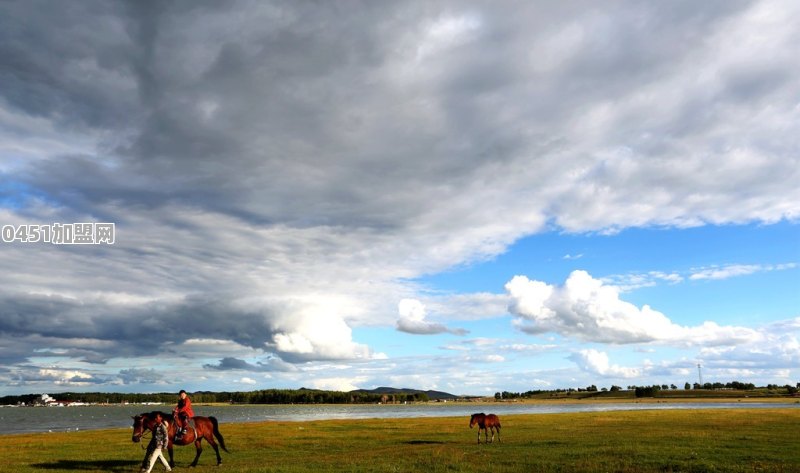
[174,416,197,441]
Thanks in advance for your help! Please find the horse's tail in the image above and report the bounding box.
[210,416,229,453]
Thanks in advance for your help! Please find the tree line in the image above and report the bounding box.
[5,381,798,406]
[495,381,799,400]
[0,388,430,406]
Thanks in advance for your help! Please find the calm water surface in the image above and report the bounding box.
[1,402,796,435]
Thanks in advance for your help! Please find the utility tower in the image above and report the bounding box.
[697,363,703,386]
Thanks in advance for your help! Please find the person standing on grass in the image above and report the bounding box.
[142,412,171,473]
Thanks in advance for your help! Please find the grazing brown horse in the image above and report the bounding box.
[132,411,228,467]
[469,413,501,444]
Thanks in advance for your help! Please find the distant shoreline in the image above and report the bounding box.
[3,395,798,409]
[2,398,799,436]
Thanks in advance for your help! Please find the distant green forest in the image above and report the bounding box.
[0,387,431,406]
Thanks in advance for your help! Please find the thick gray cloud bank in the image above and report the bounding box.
[1,0,798,388]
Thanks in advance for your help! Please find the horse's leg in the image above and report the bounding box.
[476,427,481,444]
[190,439,203,467]
[496,425,501,443]
[167,446,175,469]
[205,432,223,465]
[490,426,496,443]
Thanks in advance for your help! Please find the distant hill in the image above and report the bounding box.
[351,386,458,401]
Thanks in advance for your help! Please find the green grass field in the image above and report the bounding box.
[2,408,798,472]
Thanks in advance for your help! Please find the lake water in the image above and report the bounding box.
[1,401,797,435]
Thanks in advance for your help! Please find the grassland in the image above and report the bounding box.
[1,408,798,472]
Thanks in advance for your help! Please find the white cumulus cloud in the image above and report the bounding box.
[396,299,468,335]
[506,270,761,346]
[271,302,375,362]
[570,349,640,378]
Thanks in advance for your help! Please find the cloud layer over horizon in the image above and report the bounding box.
[1,0,798,392]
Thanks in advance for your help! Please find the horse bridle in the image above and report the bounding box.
[133,416,154,447]
[137,429,152,449]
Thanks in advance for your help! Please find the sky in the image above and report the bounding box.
[0,0,798,397]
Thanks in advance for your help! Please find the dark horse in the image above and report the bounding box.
[469,413,501,444]
[132,411,228,467]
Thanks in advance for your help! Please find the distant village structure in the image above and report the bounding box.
[2,393,166,407]
[35,393,90,407]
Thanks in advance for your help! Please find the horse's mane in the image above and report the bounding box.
[142,410,175,422]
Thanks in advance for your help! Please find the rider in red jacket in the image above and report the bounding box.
[173,390,195,439]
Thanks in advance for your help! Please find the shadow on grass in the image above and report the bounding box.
[31,459,140,471]
[404,440,445,445]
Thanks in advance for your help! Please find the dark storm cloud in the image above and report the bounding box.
[0,1,138,128]
[1,1,532,226]
[5,364,111,387]
[118,368,163,385]
[396,318,468,336]
[0,291,281,358]
[203,356,296,372]
[2,0,416,225]
[5,0,791,231]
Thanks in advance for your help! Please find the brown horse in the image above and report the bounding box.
[132,411,228,467]
[469,413,501,444]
